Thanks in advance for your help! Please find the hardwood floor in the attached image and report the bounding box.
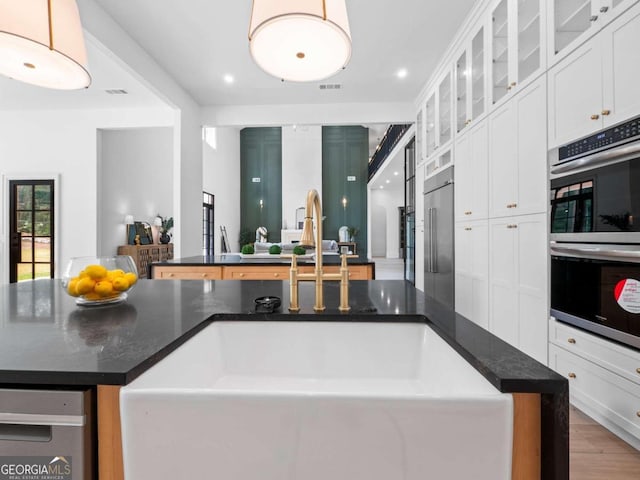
[570,405,640,479]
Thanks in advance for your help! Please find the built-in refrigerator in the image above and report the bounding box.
[423,167,454,308]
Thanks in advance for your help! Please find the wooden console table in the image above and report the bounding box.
[117,244,174,279]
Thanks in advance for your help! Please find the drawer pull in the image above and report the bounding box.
[590,114,600,120]
[590,14,598,22]
[465,227,472,231]
[567,338,576,344]
[636,368,640,375]
[273,273,279,278]
[506,203,517,209]
[201,273,207,278]
[599,6,609,12]
[507,224,518,229]
[168,273,174,277]
[601,109,611,116]
[239,273,245,278]
[568,373,577,379]
[465,211,472,215]
[637,411,640,418]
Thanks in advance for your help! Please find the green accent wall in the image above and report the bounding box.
[240,127,282,244]
[322,126,368,255]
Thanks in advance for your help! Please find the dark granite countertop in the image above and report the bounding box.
[0,279,568,478]
[152,254,374,266]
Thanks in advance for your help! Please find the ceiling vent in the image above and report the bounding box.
[319,84,342,90]
[105,89,128,95]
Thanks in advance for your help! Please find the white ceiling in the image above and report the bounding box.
[92,0,477,106]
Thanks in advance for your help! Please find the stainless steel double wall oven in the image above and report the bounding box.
[550,115,640,350]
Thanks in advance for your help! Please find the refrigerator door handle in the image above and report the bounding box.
[431,208,437,273]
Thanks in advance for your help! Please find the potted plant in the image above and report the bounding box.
[156,215,174,244]
[347,227,359,242]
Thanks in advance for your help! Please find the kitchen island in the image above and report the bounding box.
[149,254,375,280]
[0,279,567,479]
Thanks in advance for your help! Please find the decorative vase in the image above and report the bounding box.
[160,232,171,244]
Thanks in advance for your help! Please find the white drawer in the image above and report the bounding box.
[549,319,640,386]
[549,344,640,442]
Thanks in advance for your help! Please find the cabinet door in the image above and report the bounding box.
[548,37,603,147]
[470,221,490,330]
[425,93,437,157]
[455,223,473,319]
[456,49,469,133]
[489,218,519,345]
[439,72,452,147]
[470,121,489,219]
[602,2,640,126]
[471,27,486,120]
[515,76,547,215]
[551,0,600,60]
[489,101,518,218]
[516,214,548,363]
[517,0,543,85]
[454,132,471,221]
[416,109,424,163]
[492,0,511,104]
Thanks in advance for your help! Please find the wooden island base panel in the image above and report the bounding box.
[152,263,374,280]
[96,387,540,480]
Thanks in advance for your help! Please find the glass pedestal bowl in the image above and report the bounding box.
[62,256,138,306]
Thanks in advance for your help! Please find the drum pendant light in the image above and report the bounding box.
[0,0,91,89]
[248,0,352,82]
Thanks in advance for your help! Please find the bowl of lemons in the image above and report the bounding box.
[62,256,138,306]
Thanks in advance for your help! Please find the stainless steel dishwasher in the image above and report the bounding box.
[0,388,93,480]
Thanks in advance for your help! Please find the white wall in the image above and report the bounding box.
[98,127,174,256]
[0,108,174,284]
[203,127,241,254]
[369,187,403,258]
[79,0,203,259]
[281,125,322,230]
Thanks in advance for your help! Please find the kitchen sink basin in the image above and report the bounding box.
[121,321,513,480]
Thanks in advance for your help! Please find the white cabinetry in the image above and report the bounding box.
[455,220,489,329]
[489,213,548,363]
[415,162,425,292]
[548,1,640,147]
[422,70,454,161]
[549,319,640,448]
[456,26,487,134]
[454,120,489,221]
[549,0,639,62]
[491,0,545,105]
[489,76,547,218]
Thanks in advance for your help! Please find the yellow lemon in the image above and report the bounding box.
[94,281,115,297]
[124,272,138,286]
[107,269,125,281]
[83,292,101,301]
[112,276,129,292]
[67,278,80,297]
[76,277,96,295]
[85,264,108,280]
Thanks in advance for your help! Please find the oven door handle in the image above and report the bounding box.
[551,139,640,175]
[551,244,640,263]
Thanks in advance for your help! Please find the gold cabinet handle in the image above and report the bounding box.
[167,273,174,278]
[567,338,576,344]
[464,211,472,215]
[637,411,640,418]
[591,114,600,120]
[568,373,576,379]
[273,273,280,278]
[239,273,245,277]
[506,203,517,209]
[464,227,472,231]
[636,368,640,375]
[602,109,611,116]
[201,273,207,278]
[507,224,518,229]
[465,119,471,126]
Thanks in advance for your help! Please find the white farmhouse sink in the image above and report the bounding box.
[121,321,513,480]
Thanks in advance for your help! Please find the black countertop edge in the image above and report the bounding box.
[0,370,127,386]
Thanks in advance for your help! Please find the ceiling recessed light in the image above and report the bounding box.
[224,74,234,84]
[379,185,384,189]
[393,171,399,176]
[386,180,390,184]
[396,68,408,79]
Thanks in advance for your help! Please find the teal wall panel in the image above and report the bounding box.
[322,126,368,255]
[240,127,282,244]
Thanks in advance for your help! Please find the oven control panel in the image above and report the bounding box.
[559,115,640,161]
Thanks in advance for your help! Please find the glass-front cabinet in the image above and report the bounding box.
[425,93,436,157]
[416,109,423,164]
[550,0,637,62]
[491,0,543,104]
[456,26,486,133]
[438,72,452,146]
[422,68,453,160]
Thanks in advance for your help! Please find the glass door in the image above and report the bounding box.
[425,93,436,157]
[472,27,485,119]
[456,50,468,133]
[492,0,510,103]
[404,138,416,284]
[438,72,452,146]
[518,0,541,83]
[9,180,54,283]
